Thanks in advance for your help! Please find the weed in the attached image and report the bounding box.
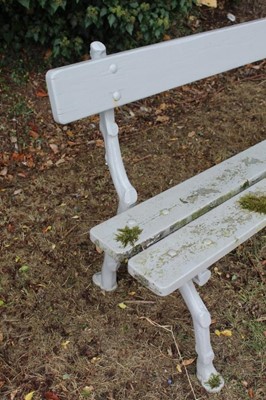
[9,97,33,118]
[239,194,266,214]
[115,225,143,247]
[205,373,222,389]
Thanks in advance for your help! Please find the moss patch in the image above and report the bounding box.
[115,225,143,247]
[239,194,266,214]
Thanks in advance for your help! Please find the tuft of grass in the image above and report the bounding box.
[115,225,143,247]
[239,194,266,214]
[205,373,222,389]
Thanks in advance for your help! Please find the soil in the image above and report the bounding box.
[0,1,266,399]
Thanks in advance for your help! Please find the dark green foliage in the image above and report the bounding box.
[115,225,143,248]
[0,0,196,61]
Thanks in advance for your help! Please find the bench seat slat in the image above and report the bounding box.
[90,141,266,261]
[128,179,266,296]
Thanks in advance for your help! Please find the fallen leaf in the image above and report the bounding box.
[0,167,8,176]
[18,172,28,178]
[96,246,103,254]
[197,0,217,8]
[156,115,170,123]
[49,143,59,154]
[19,265,30,273]
[44,392,60,400]
[11,389,19,400]
[24,391,35,400]
[163,34,171,41]
[118,302,127,309]
[29,130,39,139]
[90,356,101,364]
[55,158,65,166]
[36,89,48,97]
[188,131,196,138]
[43,225,52,233]
[61,340,70,349]
[215,329,232,337]
[44,49,52,60]
[14,189,23,195]
[0,380,4,389]
[182,358,196,366]
[221,329,232,337]
[96,139,104,148]
[248,388,255,398]
[0,330,4,343]
[81,386,94,396]
[176,364,182,373]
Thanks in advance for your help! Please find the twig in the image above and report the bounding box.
[124,300,156,304]
[139,316,199,400]
[60,224,79,241]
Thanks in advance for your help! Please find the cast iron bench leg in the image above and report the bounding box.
[93,253,119,291]
[179,279,224,393]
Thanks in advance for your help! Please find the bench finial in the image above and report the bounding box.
[90,41,106,60]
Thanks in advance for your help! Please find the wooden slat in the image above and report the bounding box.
[46,19,266,124]
[128,179,266,296]
[90,141,266,261]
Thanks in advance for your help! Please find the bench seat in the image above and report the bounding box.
[128,179,266,296]
[90,140,266,261]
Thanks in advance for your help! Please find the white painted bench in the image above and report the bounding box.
[46,19,266,393]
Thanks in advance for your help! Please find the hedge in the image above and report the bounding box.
[0,0,195,61]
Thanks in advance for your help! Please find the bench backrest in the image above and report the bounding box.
[46,19,266,124]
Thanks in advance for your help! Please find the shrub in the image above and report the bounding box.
[0,0,195,61]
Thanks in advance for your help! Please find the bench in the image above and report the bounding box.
[46,18,266,393]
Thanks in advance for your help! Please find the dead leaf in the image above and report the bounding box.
[96,139,104,148]
[44,392,60,400]
[96,246,103,254]
[176,364,182,373]
[156,115,170,123]
[248,388,255,398]
[29,130,39,139]
[10,389,19,400]
[55,158,65,166]
[61,340,70,349]
[24,391,35,400]
[0,167,8,176]
[49,143,59,154]
[182,358,196,366]
[0,380,4,389]
[215,329,232,337]
[118,302,127,309]
[163,34,171,41]
[197,0,217,8]
[36,89,48,97]
[13,189,23,195]
[188,131,196,138]
[44,49,52,60]
[0,330,3,343]
[43,225,52,233]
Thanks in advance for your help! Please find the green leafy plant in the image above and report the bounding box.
[115,225,143,247]
[205,373,222,389]
[0,0,196,61]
